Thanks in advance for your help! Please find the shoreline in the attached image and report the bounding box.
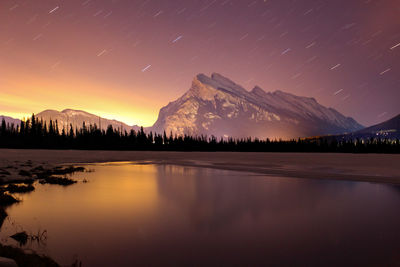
[0,149,399,185]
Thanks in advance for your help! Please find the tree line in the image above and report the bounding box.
[0,115,399,153]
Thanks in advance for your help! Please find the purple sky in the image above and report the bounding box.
[1,0,399,126]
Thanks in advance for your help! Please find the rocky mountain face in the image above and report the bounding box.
[151,73,363,139]
[36,109,140,133]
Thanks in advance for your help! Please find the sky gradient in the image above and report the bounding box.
[1,0,399,126]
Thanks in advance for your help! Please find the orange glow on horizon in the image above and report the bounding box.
[0,69,163,127]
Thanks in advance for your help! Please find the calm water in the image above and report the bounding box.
[1,162,400,266]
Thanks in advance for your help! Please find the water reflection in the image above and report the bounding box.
[0,163,400,266]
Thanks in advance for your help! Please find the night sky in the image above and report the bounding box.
[1,0,399,126]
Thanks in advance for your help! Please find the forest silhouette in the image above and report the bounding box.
[0,115,399,153]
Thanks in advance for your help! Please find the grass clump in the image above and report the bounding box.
[10,231,29,246]
[10,230,47,245]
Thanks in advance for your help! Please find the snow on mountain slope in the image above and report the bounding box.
[250,87,360,130]
[151,73,363,139]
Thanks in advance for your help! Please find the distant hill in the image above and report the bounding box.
[308,114,400,141]
[151,73,363,139]
[36,109,141,133]
[351,114,400,139]
[0,115,21,127]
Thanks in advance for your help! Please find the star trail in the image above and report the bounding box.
[0,0,399,126]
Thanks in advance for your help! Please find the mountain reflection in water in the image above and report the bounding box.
[1,163,400,266]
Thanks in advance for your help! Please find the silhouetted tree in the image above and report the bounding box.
[0,113,399,153]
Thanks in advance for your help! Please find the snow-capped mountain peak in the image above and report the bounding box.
[151,73,363,139]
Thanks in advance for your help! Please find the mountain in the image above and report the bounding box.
[36,109,140,133]
[309,114,400,142]
[151,73,363,139]
[0,115,21,127]
[350,114,400,139]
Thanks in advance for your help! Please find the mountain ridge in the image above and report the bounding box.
[349,113,400,139]
[35,109,141,133]
[151,73,363,139]
[356,114,400,134]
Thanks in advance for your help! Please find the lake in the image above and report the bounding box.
[1,162,400,266]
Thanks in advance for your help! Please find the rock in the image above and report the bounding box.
[0,257,18,267]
